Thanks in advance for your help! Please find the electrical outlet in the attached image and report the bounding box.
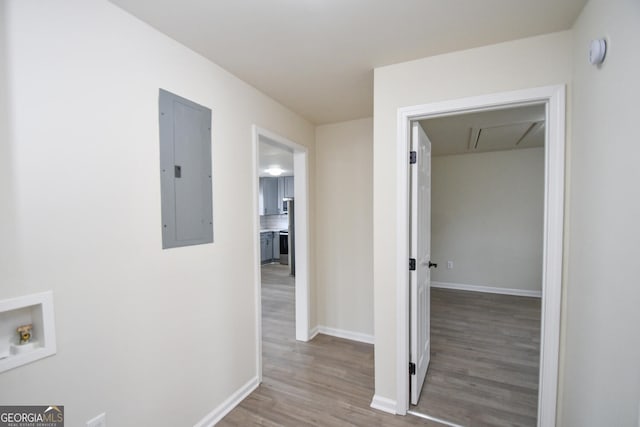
[447,261,453,269]
[87,413,106,427]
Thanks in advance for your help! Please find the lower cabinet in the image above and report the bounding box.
[260,233,270,263]
[260,231,278,264]
[273,233,280,260]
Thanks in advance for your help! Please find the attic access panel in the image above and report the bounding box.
[159,89,213,249]
[469,121,545,152]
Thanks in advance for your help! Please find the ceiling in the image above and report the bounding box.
[421,104,545,156]
[109,0,586,125]
[259,136,293,177]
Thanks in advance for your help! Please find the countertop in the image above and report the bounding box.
[260,228,286,234]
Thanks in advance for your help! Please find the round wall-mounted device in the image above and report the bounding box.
[589,39,607,65]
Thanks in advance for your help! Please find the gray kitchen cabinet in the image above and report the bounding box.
[273,232,280,260]
[260,232,270,263]
[276,176,294,214]
[260,231,276,264]
[277,177,285,213]
[260,176,292,216]
[284,176,294,198]
[260,177,280,215]
[266,233,273,261]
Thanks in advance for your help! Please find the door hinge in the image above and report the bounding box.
[409,151,417,164]
[409,258,416,271]
[409,362,416,375]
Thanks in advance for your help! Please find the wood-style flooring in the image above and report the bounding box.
[219,264,441,426]
[220,264,541,427]
[412,288,541,427]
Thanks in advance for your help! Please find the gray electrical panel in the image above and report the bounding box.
[159,89,213,249]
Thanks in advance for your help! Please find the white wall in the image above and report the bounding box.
[0,1,315,426]
[0,3,20,289]
[561,0,640,425]
[431,147,544,293]
[315,118,374,338]
[373,31,573,404]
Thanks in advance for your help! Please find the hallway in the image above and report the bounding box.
[219,264,441,426]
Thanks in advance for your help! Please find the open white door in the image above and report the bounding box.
[410,121,432,405]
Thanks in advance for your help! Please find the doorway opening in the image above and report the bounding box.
[409,104,546,425]
[396,86,566,427]
[252,126,311,383]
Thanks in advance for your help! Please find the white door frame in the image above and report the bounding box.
[252,125,311,383]
[395,85,565,427]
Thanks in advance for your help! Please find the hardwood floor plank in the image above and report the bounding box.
[220,265,540,426]
[219,264,443,427]
[412,288,541,427]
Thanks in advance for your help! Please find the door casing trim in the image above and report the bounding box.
[395,85,566,427]
[252,125,311,384]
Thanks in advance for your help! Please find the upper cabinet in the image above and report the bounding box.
[260,177,280,215]
[284,176,294,198]
[278,176,294,202]
[260,176,294,215]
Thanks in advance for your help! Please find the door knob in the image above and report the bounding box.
[428,261,438,268]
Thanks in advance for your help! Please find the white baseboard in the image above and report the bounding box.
[370,395,397,415]
[312,325,374,345]
[308,325,320,340]
[193,376,259,427]
[431,281,542,298]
